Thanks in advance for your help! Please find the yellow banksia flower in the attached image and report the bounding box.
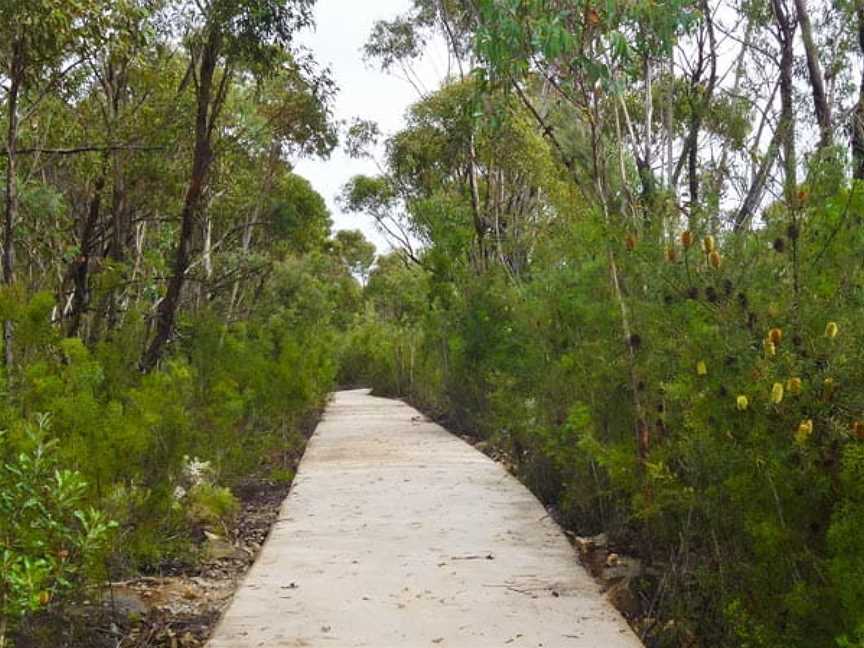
[795,419,814,444]
[681,230,694,249]
[771,383,784,404]
[823,378,836,401]
[763,338,776,357]
[825,321,839,338]
[697,361,707,376]
[703,235,716,254]
[786,377,802,395]
[737,395,749,411]
[709,250,722,269]
[38,591,51,606]
[768,328,783,346]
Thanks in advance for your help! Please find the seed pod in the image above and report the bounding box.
[771,382,784,404]
[763,338,776,357]
[709,250,722,269]
[681,230,694,248]
[705,286,719,303]
[703,235,716,254]
[697,361,708,376]
[737,395,749,411]
[795,419,814,444]
[768,328,783,346]
[786,377,802,395]
[825,321,839,338]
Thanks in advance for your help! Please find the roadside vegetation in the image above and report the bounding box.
[340,1,864,646]
[0,1,371,645]
[4,0,864,646]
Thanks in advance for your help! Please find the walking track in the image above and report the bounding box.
[208,389,642,647]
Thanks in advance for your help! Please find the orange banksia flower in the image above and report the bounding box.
[709,250,722,269]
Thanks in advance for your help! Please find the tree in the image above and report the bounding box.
[333,229,375,283]
[139,0,330,371]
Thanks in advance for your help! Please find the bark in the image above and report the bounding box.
[794,0,832,148]
[773,0,798,205]
[140,29,221,372]
[853,5,864,179]
[3,41,24,369]
[67,170,106,337]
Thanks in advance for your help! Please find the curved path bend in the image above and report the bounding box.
[208,389,642,648]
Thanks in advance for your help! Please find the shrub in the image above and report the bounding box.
[0,415,115,647]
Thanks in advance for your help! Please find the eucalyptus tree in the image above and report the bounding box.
[139,0,334,371]
[0,0,127,366]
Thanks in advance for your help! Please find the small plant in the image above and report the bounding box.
[0,415,115,648]
[186,483,240,530]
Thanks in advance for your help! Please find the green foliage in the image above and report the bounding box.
[0,416,115,643]
[186,483,240,529]
[341,68,864,644]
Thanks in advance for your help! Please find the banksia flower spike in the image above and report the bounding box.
[768,328,783,346]
[786,377,802,395]
[771,383,784,404]
[737,395,749,411]
[853,421,864,440]
[681,230,694,249]
[709,250,722,269]
[825,321,839,338]
[703,235,716,254]
[763,338,776,357]
[795,419,814,444]
[697,361,708,376]
[666,247,678,263]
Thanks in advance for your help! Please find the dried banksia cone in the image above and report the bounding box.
[709,250,722,269]
[768,328,783,346]
[737,395,749,411]
[666,246,678,263]
[795,419,814,444]
[825,321,839,338]
[763,338,776,357]
[771,382,784,404]
[703,235,716,254]
[626,234,637,251]
[681,230,694,249]
[852,421,864,440]
[697,361,708,376]
[786,377,802,395]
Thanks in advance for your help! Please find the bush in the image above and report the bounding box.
[0,415,115,647]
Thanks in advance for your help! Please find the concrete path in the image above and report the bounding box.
[208,389,642,648]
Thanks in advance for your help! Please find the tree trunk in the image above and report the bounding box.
[3,43,24,369]
[773,0,797,204]
[794,0,832,148]
[140,30,220,372]
[67,170,106,337]
[853,5,864,179]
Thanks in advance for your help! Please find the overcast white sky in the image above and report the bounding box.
[294,1,449,252]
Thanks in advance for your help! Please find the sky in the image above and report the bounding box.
[294,0,448,252]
